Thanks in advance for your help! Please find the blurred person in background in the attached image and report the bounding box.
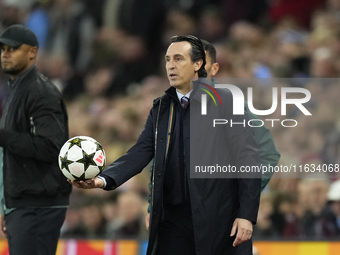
[93,31,159,97]
[252,193,279,240]
[323,179,340,236]
[102,192,119,237]
[270,191,300,238]
[0,24,71,255]
[200,39,281,247]
[25,0,54,51]
[202,39,280,191]
[306,178,340,238]
[60,204,85,239]
[107,191,145,239]
[45,0,96,74]
[41,53,72,93]
[197,5,226,43]
[268,0,326,28]
[78,195,107,239]
[0,0,34,30]
[300,178,330,238]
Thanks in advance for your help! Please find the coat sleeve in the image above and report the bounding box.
[224,92,261,224]
[245,103,280,191]
[100,108,155,190]
[0,94,68,163]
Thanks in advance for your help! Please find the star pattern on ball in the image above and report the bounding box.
[95,141,103,151]
[77,149,96,171]
[59,152,74,172]
[68,137,87,149]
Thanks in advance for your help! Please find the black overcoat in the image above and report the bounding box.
[101,84,261,255]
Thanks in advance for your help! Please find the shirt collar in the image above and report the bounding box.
[176,89,192,102]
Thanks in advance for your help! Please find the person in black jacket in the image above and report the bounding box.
[0,24,71,255]
[70,35,261,255]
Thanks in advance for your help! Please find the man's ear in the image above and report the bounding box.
[29,46,38,60]
[194,59,204,72]
[211,63,220,76]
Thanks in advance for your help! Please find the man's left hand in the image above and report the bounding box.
[230,218,253,247]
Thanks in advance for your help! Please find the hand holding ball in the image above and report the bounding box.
[58,136,106,181]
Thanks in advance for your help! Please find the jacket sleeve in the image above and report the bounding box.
[100,108,155,190]
[224,93,261,224]
[0,94,68,163]
[245,103,280,191]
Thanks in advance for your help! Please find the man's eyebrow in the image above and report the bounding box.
[165,53,184,58]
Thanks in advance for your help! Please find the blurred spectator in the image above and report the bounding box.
[310,47,338,77]
[45,0,96,73]
[106,191,146,239]
[61,204,86,239]
[253,194,279,239]
[26,0,53,50]
[78,195,107,239]
[300,179,330,238]
[268,0,326,28]
[102,192,119,234]
[93,30,159,96]
[326,0,340,22]
[0,0,34,28]
[221,0,268,30]
[271,191,300,238]
[83,0,106,28]
[83,65,115,98]
[197,5,226,43]
[40,53,72,93]
[162,8,197,46]
[325,179,340,236]
[111,0,164,49]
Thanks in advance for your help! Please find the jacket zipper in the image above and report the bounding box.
[151,99,162,210]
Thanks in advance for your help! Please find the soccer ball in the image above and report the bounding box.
[58,136,106,181]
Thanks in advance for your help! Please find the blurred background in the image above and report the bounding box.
[1,0,340,253]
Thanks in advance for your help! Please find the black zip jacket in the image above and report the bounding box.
[0,65,71,209]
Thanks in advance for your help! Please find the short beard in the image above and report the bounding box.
[1,64,26,76]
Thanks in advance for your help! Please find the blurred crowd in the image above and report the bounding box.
[1,0,340,241]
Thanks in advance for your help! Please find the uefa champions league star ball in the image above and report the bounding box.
[58,136,106,181]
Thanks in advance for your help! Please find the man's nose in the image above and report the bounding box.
[1,50,10,58]
[167,60,175,69]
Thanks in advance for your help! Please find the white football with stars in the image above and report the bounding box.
[58,136,106,181]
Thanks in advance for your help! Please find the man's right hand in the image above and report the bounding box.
[68,177,104,189]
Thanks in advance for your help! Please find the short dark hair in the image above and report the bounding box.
[170,35,207,78]
[201,39,216,64]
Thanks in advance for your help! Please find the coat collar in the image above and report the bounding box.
[8,64,37,90]
[153,79,215,106]
[191,78,215,103]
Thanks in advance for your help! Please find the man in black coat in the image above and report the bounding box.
[71,35,261,255]
[0,25,71,255]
